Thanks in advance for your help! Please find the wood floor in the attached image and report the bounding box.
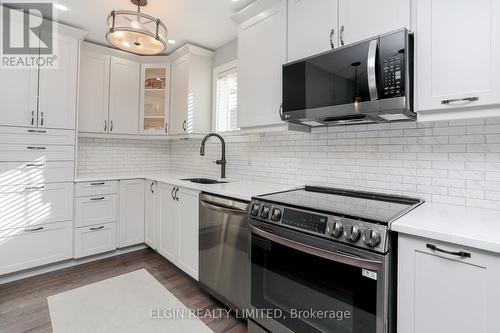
[0,248,247,333]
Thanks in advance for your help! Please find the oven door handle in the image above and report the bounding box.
[250,225,383,271]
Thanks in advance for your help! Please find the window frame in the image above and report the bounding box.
[212,60,239,133]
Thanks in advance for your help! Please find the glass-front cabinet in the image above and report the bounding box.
[140,64,170,134]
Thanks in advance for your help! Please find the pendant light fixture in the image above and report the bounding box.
[106,0,167,55]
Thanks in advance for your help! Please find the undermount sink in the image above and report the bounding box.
[180,178,228,184]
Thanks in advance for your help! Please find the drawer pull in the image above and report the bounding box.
[27,129,47,134]
[90,182,105,186]
[90,197,105,201]
[25,185,45,191]
[27,146,46,150]
[25,226,44,233]
[441,97,479,105]
[90,226,105,231]
[426,244,471,258]
[25,163,46,167]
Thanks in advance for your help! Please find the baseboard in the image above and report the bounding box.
[0,244,148,285]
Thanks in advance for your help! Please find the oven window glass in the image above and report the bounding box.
[251,234,378,333]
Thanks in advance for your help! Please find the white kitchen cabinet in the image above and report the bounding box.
[169,45,214,135]
[0,144,75,162]
[415,0,500,117]
[398,234,500,333]
[0,127,75,145]
[74,222,117,259]
[0,161,74,186]
[157,182,178,263]
[38,32,79,130]
[287,0,338,62]
[0,221,73,275]
[78,50,111,133]
[75,194,118,228]
[140,65,170,135]
[144,180,157,249]
[109,57,141,134]
[338,0,411,46]
[238,1,287,128]
[0,69,38,127]
[177,187,199,280]
[75,180,118,197]
[118,179,145,248]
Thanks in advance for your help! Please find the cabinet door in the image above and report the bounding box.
[109,57,140,134]
[170,56,189,135]
[140,65,170,135]
[38,33,79,129]
[238,1,287,128]
[287,0,338,62]
[398,235,500,333]
[157,183,178,263]
[118,179,145,248]
[78,50,110,133]
[144,180,157,249]
[177,188,199,280]
[416,0,500,113]
[338,0,410,46]
[75,194,117,228]
[74,223,117,259]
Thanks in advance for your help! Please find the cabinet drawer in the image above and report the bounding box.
[0,182,74,231]
[75,180,118,197]
[75,194,117,227]
[0,221,73,275]
[74,223,117,259]
[0,161,74,185]
[0,126,75,145]
[0,144,74,162]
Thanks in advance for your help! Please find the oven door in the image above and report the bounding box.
[249,220,390,333]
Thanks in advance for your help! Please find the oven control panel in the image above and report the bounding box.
[249,200,390,253]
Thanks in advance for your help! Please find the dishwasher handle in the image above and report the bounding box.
[200,199,248,215]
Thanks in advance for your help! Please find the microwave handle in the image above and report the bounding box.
[367,39,379,101]
[249,224,383,271]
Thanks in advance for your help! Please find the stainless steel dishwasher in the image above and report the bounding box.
[199,193,250,311]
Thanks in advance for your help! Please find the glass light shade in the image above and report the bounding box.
[106,10,167,55]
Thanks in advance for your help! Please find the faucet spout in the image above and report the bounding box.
[199,133,226,179]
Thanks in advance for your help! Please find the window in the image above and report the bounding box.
[214,63,238,132]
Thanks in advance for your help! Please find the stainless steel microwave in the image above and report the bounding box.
[281,29,415,126]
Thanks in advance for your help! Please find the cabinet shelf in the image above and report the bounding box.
[144,88,165,91]
[143,116,165,119]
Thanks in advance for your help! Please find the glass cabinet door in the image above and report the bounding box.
[140,65,170,134]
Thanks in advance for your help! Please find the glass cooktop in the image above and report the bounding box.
[256,186,423,224]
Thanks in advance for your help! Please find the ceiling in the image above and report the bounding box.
[53,0,254,53]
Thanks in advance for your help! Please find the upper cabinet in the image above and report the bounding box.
[415,0,500,118]
[338,0,411,46]
[287,0,338,62]
[169,45,214,135]
[140,65,170,135]
[238,1,287,129]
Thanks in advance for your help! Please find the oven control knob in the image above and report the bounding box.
[261,206,271,219]
[271,208,282,221]
[362,229,381,247]
[251,204,261,216]
[327,221,343,238]
[344,226,360,242]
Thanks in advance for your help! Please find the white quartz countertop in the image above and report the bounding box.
[74,173,293,202]
[392,202,500,254]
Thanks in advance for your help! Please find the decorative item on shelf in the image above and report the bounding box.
[145,77,166,89]
[106,0,168,55]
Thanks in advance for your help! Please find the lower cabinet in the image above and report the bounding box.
[398,234,500,333]
[144,180,157,249]
[156,182,199,280]
[0,221,73,275]
[118,179,145,248]
[74,223,117,259]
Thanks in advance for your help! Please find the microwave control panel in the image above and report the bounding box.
[382,53,404,98]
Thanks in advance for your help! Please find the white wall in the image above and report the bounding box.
[214,39,237,67]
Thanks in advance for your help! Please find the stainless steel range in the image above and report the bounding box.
[247,186,423,333]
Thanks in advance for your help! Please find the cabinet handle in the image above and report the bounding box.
[165,122,168,134]
[90,182,105,186]
[31,111,35,126]
[426,244,471,258]
[90,226,105,231]
[182,120,187,132]
[104,120,107,132]
[279,103,284,120]
[25,226,44,233]
[110,120,114,132]
[171,187,176,200]
[90,197,105,201]
[441,97,479,105]
[40,112,44,126]
[340,25,345,46]
[330,29,335,49]
[25,163,46,167]
[27,129,47,134]
[27,146,46,150]
[150,181,155,193]
[25,185,45,191]
[175,187,179,201]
